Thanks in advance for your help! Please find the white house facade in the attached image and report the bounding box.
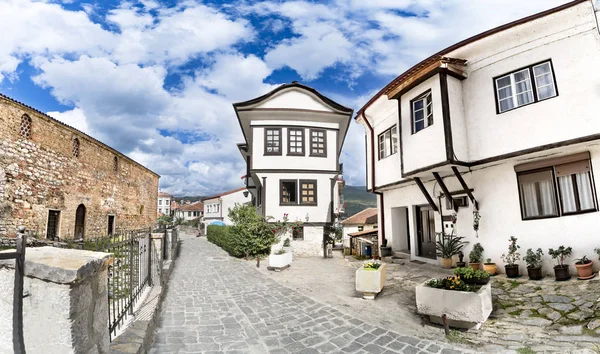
[201,187,251,233]
[357,0,600,274]
[234,82,352,256]
[157,192,172,216]
[174,201,204,221]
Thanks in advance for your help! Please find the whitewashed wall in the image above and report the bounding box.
[367,96,402,188]
[221,189,252,225]
[256,90,335,112]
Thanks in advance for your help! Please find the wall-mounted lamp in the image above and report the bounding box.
[243,191,249,197]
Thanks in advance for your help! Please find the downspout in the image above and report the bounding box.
[361,112,387,250]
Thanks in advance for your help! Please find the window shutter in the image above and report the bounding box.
[555,160,591,177]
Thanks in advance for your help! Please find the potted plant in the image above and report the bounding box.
[524,248,544,280]
[483,258,497,275]
[356,260,386,299]
[268,247,293,269]
[456,251,466,268]
[469,243,484,270]
[380,238,392,257]
[574,255,594,280]
[435,232,467,269]
[501,236,521,278]
[548,246,572,281]
[283,237,292,251]
[453,267,490,285]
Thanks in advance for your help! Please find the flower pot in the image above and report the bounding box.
[441,258,453,269]
[483,263,497,275]
[468,263,480,271]
[268,252,292,269]
[527,267,543,280]
[575,261,594,280]
[356,263,387,299]
[462,276,490,285]
[553,265,570,281]
[505,265,520,278]
[380,246,392,257]
[456,262,466,268]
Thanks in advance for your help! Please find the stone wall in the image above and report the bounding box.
[0,95,159,239]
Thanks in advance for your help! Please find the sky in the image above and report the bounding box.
[0,0,573,196]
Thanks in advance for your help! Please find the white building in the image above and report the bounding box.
[357,0,600,274]
[157,192,172,216]
[202,187,251,232]
[341,208,378,239]
[234,82,352,256]
[174,201,204,221]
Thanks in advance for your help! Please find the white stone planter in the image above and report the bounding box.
[268,251,292,269]
[355,263,386,300]
[416,282,492,329]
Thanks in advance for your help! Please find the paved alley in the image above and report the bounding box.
[150,234,470,354]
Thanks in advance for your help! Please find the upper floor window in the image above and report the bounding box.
[495,60,557,114]
[159,200,162,205]
[72,138,80,158]
[412,90,433,133]
[516,154,596,220]
[378,125,398,160]
[265,128,282,155]
[310,129,326,157]
[20,114,32,138]
[288,128,304,156]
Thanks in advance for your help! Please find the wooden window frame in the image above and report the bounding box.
[264,127,282,156]
[494,59,558,114]
[309,129,327,157]
[280,179,298,205]
[299,179,317,206]
[377,125,398,160]
[287,128,305,156]
[411,90,433,134]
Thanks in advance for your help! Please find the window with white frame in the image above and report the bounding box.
[495,60,557,113]
[412,90,433,133]
[265,128,281,155]
[378,125,398,160]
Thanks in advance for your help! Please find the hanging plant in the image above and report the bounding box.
[473,210,481,237]
[451,212,457,224]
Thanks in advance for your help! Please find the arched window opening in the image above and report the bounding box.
[74,204,86,240]
[20,114,32,138]
[113,156,118,173]
[72,138,80,158]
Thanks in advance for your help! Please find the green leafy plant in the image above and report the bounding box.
[363,260,382,270]
[469,243,484,263]
[575,255,592,265]
[453,267,489,280]
[524,248,544,269]
[548,246,572,267]
[283,238,291,248]
[274,248,287,255]
[435,232,467,259]
[485,258,494,265]
[595,248,600,260]
[501,236,521,266]
[426,276,477,292]
[473,210,481,232]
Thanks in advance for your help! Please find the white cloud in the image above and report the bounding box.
[46,108,91,135]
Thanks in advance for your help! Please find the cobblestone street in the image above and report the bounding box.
[150,233,470,354]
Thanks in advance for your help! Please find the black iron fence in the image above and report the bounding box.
[0,227,26,354]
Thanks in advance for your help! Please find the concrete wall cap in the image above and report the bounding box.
[0,247,113,284]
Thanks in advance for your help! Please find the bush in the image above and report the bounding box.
[206,225,245,257]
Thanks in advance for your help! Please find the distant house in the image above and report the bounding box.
[157,192,172,216]
[201,187,251,233]
[341,208,378,238]
[174,201,203,221]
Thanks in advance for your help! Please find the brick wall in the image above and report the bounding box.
[0,96,159,239]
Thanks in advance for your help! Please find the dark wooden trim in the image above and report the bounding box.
[409,89,432,135]
[414,177,439,212]
[432,172,456,212]
[376,192,386,245]
[361,113,376,192]
[261,177,266,216]
[439,72,454,161]
[397,99,404,175]
[299,179,318,206]
[390,67,465,100]
[264,127,282,156]
[280,179,298,206]
[287,127,305,156]
[403,160,451,177]
[237,107,350,116]
[13,230,25,354]
[451,166,479,210]
[329,178,335,223]
[251,169,339,174]
[252,124,339,132]
[309,128,327,157]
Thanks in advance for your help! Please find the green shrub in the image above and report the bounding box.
[206,225,245,257]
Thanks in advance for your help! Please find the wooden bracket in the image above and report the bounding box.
[451,166,479,210]
[433,172,457,212]
[414,177,439,212]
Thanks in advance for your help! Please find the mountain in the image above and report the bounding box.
[342,185,377,219]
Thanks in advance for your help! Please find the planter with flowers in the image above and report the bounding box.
[267,214,301,270]
[501,236,521,278]
[416,276,492,329]
[356,260,386,299]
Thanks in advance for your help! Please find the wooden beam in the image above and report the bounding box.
[414,177,439,212]
[433,172,457,212]
[451,166,479,210]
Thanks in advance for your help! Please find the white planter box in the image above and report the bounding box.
[416,282,492,329]
[268,252,292,269]
[355,263,386,300]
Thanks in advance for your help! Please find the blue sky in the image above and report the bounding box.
[0,0,568,196]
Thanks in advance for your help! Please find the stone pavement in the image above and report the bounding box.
[150,234,471,354]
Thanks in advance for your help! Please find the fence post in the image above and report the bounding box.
[13,226,26,354]
[147,228,153,287]
[128,231,134,316]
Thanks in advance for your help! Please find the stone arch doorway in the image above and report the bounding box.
[75,204,86,240]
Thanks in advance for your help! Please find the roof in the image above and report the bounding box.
[0,93,160,178]
[158,192,172,198]
[341,208,378,225]
[348,229,378,237]
[201,187,247,202]
[355,0,588,118]
[171,201,180,209]
[179,201,204,211]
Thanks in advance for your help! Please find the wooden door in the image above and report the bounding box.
[74,204,86,240]
[416,206,436,259]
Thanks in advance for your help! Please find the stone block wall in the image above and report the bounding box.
[0,95,159,239]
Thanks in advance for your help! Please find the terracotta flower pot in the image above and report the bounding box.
[441,258,453,269]
[575,261,594,280]
[527,267,543,280]
[468,262,480,270]
[553,265,570,281]
[483,263,497,275]
[505,264,520,278]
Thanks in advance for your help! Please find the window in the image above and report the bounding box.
[378,126,398,159]
[517,156,596,220]
[20,114,32,138]
[113,156,119,173]
[288,128,304,156]
[46,210,60,240]
[159,200,162,205]
[358,226,364,232]
[265,128,282,155]
[107,215,115,236]
[495,60,557,113]
[158,208,162,213]
[412,91,433,133]
[72,138,80,158]
[293,226,304,240]
[310,129,326,157]
[300,180,317,205]
[188,211,191,217]
[280,180,297,204]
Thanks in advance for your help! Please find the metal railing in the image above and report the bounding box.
[0,226,26,354]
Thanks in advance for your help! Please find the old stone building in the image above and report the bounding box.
[0,94,159,239]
